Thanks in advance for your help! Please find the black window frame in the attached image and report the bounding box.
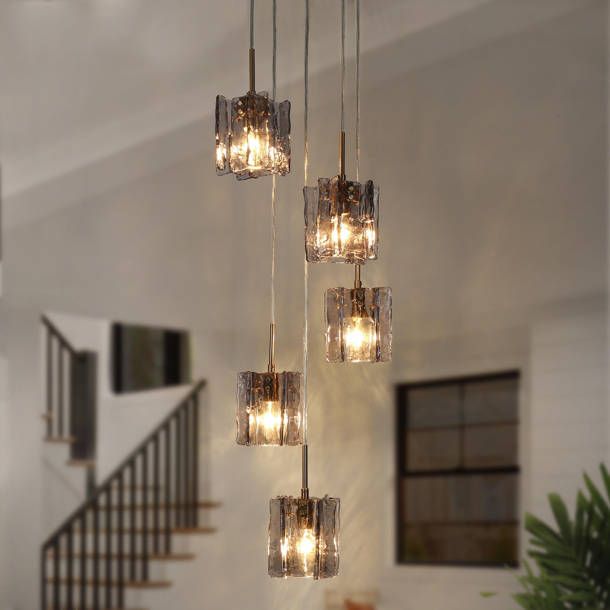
[395,370,520,568]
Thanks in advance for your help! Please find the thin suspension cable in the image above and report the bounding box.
[340,0,345,134]
[249,0,254,48]
[302,0,310,469]
[355,0,360,182]
[270,0,278,332]
[272,0,277,99]
[304,0,309,186]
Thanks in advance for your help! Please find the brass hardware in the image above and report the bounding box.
[301,444,309,498]
[339,131,346,179]
[249,48,256,92]
[267,322,276,373]
[354,264,362,288]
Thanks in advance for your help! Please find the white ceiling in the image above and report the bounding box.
[0,0,591,196]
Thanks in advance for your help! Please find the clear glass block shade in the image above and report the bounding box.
[325,287,392,363]
[304,175,379,263]
[216,92,291,180]
[236,371,303,446]
[268,495,340,579]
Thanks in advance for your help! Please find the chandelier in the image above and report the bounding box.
[326,266,392,363]
[237,324,303,446]
[310,0,392,364]
[213,0,397,581]
[215,0,291,180]
[269,494,340,579]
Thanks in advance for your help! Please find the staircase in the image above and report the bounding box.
[41,368,218,609]
[42,315,98,491]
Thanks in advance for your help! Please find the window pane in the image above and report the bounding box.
[402,474,518,523]
[408,384,461,429]
[463,378,518,424]
[406,429,460,471]
[401,523,517,564]
[464,423,517,468]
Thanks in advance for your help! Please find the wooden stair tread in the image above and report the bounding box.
[49,605,147,610]
[44,436,76,444]
[67,459,96,467]
[171,527,217,534]
[110,483,163,490]
[76,527,217,535]
[101,501,221,510]
[46,578,171,589]
[48,552,195,562]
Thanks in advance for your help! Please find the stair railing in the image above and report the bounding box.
[42,315,78,440]
[40,379,205,610]
[42,315,97,475]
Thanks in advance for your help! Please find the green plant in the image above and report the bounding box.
[515,464,610,610]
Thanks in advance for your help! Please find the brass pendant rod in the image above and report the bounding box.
[340,130,346,179]
[301,444,309,498]
[268,322,276,373]
[301,0,310,503]
[354,263,362,288]
[249,47,256,92]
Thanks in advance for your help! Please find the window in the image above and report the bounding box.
[396,371,519,567]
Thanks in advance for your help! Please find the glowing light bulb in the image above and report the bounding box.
[330,214,352,255]
[248,400,284,445]
[343,315,376,362]
[296,529,316,573]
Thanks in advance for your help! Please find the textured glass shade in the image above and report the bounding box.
[304,175,379,263]
[236,371,303,446]
[216,91,290,180]
[268,495,340,579]
[325,287,392,363]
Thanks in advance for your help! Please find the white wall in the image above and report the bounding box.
[0,2,607,610]
[0,312,9,610]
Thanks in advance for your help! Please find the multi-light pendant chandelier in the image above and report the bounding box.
[214,0,391,579]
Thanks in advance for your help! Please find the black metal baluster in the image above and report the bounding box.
[181,408,187,528]
[53,540,60,610]
[66,524,74,610]
[153,435,160,555]
[142,449,149,581]
[80,512,87,610]
[164,423,172,554]
[129,459,137,583]
[176,408,184,527]
[40,546,47,610]
[173,414,178,530]
[93,498,100,610]
[46,331,53,438]
[184,401,192,528]
[117,473,125,609]
[193,394,199,527]
[58,346,64,438]
[105,489,112,608]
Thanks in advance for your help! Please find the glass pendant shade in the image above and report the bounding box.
[216,92,291,180]
[325,286,392,363]
[304,175,379,263]
[236,371,303,446]
[268,495,340,579]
